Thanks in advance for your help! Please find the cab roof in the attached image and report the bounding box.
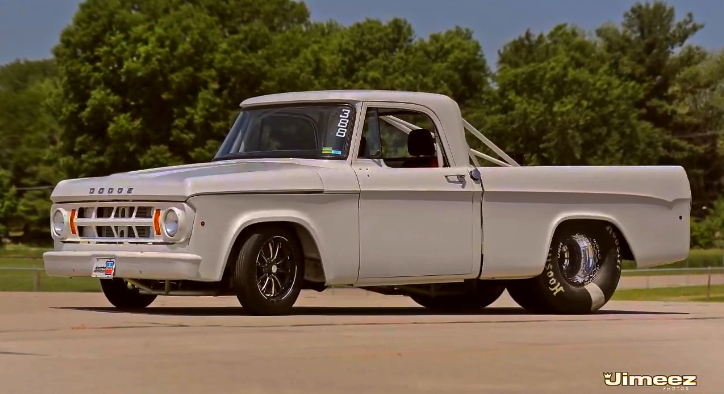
[240,90,470,166]
[240,90,459,109]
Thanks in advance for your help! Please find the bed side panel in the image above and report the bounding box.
[478,166,691,279]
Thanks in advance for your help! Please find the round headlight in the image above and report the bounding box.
[52,209,66,237]
[163,209,180,237]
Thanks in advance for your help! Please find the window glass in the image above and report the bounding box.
[378,120,410,158]
[358,108,382,159]
[358,107,447,168]
[214,104,356,161]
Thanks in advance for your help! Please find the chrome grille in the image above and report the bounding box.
[72,203,160,244]
[135,207,153,218]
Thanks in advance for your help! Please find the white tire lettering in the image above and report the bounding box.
[545,247,565,296]
[549,283,565,295]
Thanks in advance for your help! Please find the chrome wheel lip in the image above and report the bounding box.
[557,233,601,286]
[255,236,297,302]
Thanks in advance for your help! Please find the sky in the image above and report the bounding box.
[1,0,723,66]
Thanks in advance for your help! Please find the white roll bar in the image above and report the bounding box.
[381,115,520,168]
[462,119,520,167]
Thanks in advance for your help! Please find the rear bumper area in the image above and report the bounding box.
[43,251,203,280]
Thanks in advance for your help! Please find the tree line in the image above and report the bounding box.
[1,0,724,247]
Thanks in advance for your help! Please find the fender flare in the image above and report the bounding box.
[219,211,326,280]
[539,213,637,274]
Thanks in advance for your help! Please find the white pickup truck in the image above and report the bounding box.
[43,90,691,315]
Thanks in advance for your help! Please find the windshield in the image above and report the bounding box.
[213,104,357,161]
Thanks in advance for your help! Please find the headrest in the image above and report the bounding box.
[407,129,436,156]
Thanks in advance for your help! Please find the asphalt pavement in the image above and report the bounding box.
[0,289,722,394]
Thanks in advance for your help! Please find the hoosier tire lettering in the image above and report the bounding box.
[546,248,565,296]
[545,263,565,296]
[605,224,622,271]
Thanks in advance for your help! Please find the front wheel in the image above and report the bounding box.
[507,222,622,314]
[233,226,305,316]
[100,278,157,309]
[410,281,506,312]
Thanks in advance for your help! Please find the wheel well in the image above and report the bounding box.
[553,219,635,263]
[221,221,326,285]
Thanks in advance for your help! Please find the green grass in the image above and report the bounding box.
[0,244,100,292]
[0,244,47,258]
[612,284,724,302]
[622,267,724,277]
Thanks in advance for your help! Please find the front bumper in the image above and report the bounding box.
[43,251,203,280]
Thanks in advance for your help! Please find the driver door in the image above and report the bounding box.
[353,103,477,280]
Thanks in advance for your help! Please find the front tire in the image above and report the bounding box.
[234,226,305,316]
[410,281,506,312]
[100,278,157,309]
[507,222,622,314]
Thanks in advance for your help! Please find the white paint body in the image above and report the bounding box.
[43,90,692,286]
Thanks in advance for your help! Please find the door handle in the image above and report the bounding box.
[445,174,466,183]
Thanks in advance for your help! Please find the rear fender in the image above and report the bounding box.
[477,166,691,279]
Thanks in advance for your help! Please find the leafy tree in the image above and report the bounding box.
[668,50,724,216]
[0,169,15,243]
[596,1,703,128]
[261,18,491,104]
[476,24,660,166]
[690,198,724,248]
[595,1,721,215]
[52,0,311,177]
[53,1,492,177]
[0,59,57,174]
[0,59,61,243]
[5,0,723,249]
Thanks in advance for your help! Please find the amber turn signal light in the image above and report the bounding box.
[153,209,162,236]
[70,209,77,235]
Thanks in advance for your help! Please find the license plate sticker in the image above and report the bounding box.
[92,258,115,278]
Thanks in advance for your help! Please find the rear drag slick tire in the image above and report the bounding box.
[506,222,622,314]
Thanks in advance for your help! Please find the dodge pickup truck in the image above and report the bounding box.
[43,90,692,315]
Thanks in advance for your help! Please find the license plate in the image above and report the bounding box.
[91,258,116,279]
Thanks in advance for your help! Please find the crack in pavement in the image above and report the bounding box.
[0,350,45,357]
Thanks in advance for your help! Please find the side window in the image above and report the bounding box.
[358,108,382,159]
[358,107,448,168]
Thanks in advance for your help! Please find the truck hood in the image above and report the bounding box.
[50,160,329,203]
